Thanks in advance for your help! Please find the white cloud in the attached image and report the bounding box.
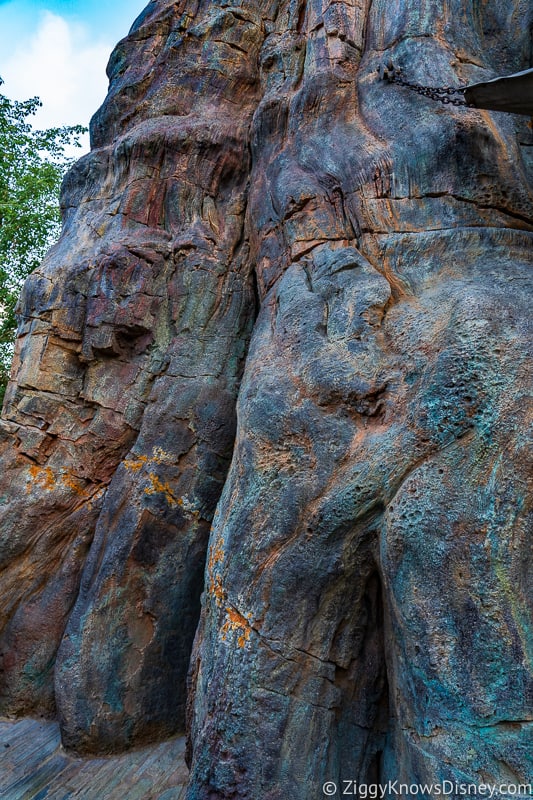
[2,11,114,154]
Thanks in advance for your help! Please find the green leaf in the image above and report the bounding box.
[0,76,87,403]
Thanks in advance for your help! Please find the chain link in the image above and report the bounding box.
[384,68,470,107]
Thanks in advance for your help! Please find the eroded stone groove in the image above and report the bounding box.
[0,0,532,795]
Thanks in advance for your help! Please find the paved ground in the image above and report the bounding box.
[0,718,189,799]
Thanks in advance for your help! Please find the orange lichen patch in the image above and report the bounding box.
[144,472,179,505]
[27,465,56,492]
[207,544,226,607]
[28,465,87,496]
[124,448,174,473]
[208,540,225,573]
[221,607,252,648]
[124,454,149,472]
[211,575,226,608]
[61,473,88,496]
[151,447,174,464]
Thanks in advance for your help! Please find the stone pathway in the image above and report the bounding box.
[0,718,189,799]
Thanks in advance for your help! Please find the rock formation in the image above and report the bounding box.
[0,0,260,750]
[1,0,532,797]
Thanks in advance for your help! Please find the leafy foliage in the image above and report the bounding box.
[0,78,86,404]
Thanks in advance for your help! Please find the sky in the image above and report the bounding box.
[0,0,148,153]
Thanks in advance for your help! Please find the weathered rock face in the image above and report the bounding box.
[184,2,533,795]
[0,0,260,749]
[1,0,532,794]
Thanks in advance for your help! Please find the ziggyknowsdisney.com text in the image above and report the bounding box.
[322,781,533,797]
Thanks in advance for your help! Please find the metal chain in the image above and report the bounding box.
[384,68,469,107]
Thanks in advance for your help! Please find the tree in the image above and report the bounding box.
[0,78,86,403]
